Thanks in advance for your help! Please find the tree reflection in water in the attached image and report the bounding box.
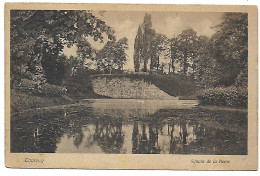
[67,119,84,149]
[168,123,176,154]
[93,118,124,153]
[11,104,248,155]
[131,122,160,154]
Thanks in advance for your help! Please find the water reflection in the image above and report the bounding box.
[93,119,124,153]
[86,99,198,118]
[11,99,247,155]
[131,123,160,154]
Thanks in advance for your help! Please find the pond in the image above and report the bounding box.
[11,99,247,155]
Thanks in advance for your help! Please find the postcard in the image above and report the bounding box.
[5,3,258,170]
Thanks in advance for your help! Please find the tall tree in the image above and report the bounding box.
[95,41,115,74]
[192,36,221,88]
[114,37,129,71]
[176,28,198,74]
[150,33,167,71]
[194,13,248,88]
[191,35,209,74]
[141,13,154,72]
[34,35,65,85]
[167,37,178,73]
[133,26,143,72]
[95,38,128,73]
[210,12,248,86]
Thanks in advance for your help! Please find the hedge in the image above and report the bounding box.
[197,86,247,108]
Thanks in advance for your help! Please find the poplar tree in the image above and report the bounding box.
[141,13,153,72]
[133,26,143,72]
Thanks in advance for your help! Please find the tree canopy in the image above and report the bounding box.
[10,10,115,86]
[95,37,128,74]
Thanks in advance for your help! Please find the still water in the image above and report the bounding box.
[11,99,247,154]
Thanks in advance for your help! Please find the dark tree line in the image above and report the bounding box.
[10,10,129,96]
[11,10,115,86]
[133,12,248,89]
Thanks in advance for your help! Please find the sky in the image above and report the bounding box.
[63,11,223,71]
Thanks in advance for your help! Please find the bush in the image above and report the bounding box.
[14,79,66,97]
[38,83,66,97]
[197,86,247,108]
[14,79,37,91]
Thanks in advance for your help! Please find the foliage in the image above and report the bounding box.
[209,12,248,86]
[141,14,154,72]
[64,68,96,93]
[149,73,197,97]
[134,14,169,73]
[211,13,248,65]
[235,67,248,87]
[14,78,66,97]
[133,14,155,72]
[175,28,199,74]
[38,83,67,97]
[95,37,128,73]
[194,12,248,105]
[194,56,221,89]
[166,37,178,73]
[10,10,115,87]
[150,33,168,71]
[133,26,143,72]
[197,86,247,108]
[76,37,93,68]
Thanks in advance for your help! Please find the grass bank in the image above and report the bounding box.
[10,89,73,114]
[10,89,109,114]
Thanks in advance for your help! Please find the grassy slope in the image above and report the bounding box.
[10,90,73,114]
[10,89,110,114]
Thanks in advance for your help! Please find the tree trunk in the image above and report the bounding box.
[143,58,148,72]
[183,51,188,74]
[150,55,153,71]
[171,57,175,73]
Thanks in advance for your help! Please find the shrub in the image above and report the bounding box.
[14,79,37,92]
[14,78,66,97]
[38,83,66,97]
[197,86,247,108]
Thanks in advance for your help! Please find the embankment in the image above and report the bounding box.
[91,75,178,99]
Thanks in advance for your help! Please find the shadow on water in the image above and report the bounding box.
[11,99,247,155]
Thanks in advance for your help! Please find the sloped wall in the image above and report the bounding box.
[91,76,177,99]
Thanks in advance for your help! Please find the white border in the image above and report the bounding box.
[1,0,259,175]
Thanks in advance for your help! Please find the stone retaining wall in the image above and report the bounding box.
[91,76,176,99]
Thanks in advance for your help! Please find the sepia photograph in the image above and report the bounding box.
[4,3,258,170]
